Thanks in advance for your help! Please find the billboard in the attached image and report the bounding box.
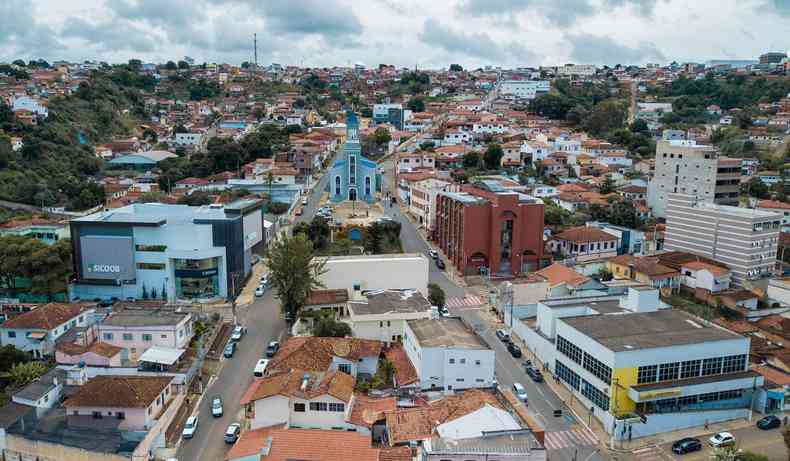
[80,236,135,281]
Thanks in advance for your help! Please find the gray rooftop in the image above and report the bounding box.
[407,318,487,349]
[101,310,190,328]
[560,309,743,352]
[542,296,627,314]
[13,368,66,402]
[429,430,543,454]
[441,191,487,204]
[350,290,432,316]
[74,202,253,226]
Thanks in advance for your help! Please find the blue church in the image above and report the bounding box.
[327,111,379,203]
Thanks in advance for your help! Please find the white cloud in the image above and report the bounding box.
[0,0,786,67]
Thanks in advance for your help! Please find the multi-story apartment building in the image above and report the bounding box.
[408,178,456,231]
[647,140,741,218]
[664,193,781,286]
[435,184,544,276]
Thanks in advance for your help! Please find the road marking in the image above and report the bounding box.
[544,429,599,451]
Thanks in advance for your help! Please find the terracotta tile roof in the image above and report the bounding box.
[263,428,380,461]
[304,289,349,306]
[0,303,85,330]
[240,369,355,405]
[533,263,589,288]
[752,365,790,387]
[682,261,730,276]
[56,341,123,358]
[268,337,382,374]
[0,217,63,229]
[348,394,397,428]
[385,390,501,445]
[64,376,172,408]
[555,226,617,243]
[225,424,285,461]
[384,345,419,386]
[655,251,728,271]
[557,183,591,192]
[630,257,678,278]
[619,185,647,193]
[757,200,790,210]
[379,446,413,461]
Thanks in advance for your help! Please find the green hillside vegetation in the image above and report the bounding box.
[0,71,147,209]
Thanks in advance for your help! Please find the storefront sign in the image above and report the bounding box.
[80,235,135,281]
[175,268,219,278]
[638,388,682,400]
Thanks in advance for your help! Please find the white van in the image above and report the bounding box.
[513,383,528,402]
[253,359,269,377]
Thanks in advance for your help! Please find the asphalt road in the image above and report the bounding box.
[294,167,332,226]
[177,290,285,461]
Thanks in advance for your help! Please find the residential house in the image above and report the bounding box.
[240,369,355,430]
[97,310,193,361]
[403,318,495,391]
[0,303,94,358]
[267,336,382,378]
[254,428,382,461]
[56,340,124,367]
[757,200,790,231]
[346,289,432,343]
[11,368,66,417]
[550,227,619,262]
[63,376,175,431]
[606,255,680,290]
[680,261,733,294]
[618,185,647,201]
[530,263,605,298]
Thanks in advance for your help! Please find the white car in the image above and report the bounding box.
[255,286,265,297]
[428,249,438,259]
[513,383,528,402]
[224,423,241,443]
[231,325,244,341]
[301,198,308,206]
[211,396,223,417]
[708,432,735,448]
[182,415,198,439]
[254,358,269,377]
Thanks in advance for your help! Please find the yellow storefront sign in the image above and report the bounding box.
[638,388,682,400]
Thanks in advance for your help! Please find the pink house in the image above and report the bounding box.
[64,376,175,431]
[56,341,124,367]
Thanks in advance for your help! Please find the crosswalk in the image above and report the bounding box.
[543,428,598,450]
[632,445,668,461]
[445,296,485,309]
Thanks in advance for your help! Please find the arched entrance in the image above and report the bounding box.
[349,188,357,201]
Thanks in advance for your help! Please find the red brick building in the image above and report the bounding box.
[435,184,545,276]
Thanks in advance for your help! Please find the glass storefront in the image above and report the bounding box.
[174,257,220,300]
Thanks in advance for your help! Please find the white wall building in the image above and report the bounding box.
[497,80,551,101]
[174,132,203,147]
[97,311,193,362]
[403,318,496,391]
[317,254,429,296]
[346,289,432,343]
[12,96,48,118]
[409,178,456,231]
[0,304,93,358]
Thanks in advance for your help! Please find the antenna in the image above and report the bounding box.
[253,33,258,73]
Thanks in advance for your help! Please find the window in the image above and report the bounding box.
[581,379,609,411]
[310,402,328,411]
[658,362,680,382]
[161,334,167,339]
[79,315,84,322]
[93,411,103,419]
[637,365,657,384]
[137,262,166,270]
[379,321,383,327]
[387,321,391,327]
[556,335,583,364]
[122,333,133,341]
[583,353,612,384]
[475,360,481,365]
[135,244,167,252]
[116,412,125,420]
[702,357,723,376]
[722,355,746,374]
[294,403,306,412]
[142,334,152,342]
[103,333,113,340]
[335,176,341,196]
[8,331,16,338]
[328,403,345,412]
[449,358,455,364]
[555,360,580,390]
[460,358,466,364]
[455,378,465,382]
[681,360,701,379]
[338,363,352,374]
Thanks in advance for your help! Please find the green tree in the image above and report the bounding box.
[583,99,627,136]
[449,64,463,72]
[312,315,352,337]
[407,97,425,112]
[783,427,790,461]
[598,175,616,194]
[529,93,573,120]
[127,59,142,70]
[0,345,29,372]
[266,233,327,325]
[374,127,392,147]
[742,176,769,199]
[28,239,72,301]
[165,61,177,70]
[177,60,190,70]
[463,151,482,169]
[428,283,446,308]
[484,143,504,170]
[0,235,30,293]
[3,361,48,388]
[178,191,213,206]
[735,451,768,461]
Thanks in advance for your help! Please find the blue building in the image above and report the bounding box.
[328,111,379,203]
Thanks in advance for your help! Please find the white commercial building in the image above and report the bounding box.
[12,96,48,118]
[515,287,760,440]
[174,132,203,147]
[665,193,781,286]
[409,178,456,231]
[555,64,597,78]
[317,254,429,296]
[347,289,432,343]
[497,80,551,101]
[403,317,496,391]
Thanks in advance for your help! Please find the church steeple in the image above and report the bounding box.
[346,110,359,141]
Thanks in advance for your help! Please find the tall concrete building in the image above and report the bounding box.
[664,193,781,286]
[647,140,740,218]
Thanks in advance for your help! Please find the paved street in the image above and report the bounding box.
[177,290,285,461]
[294,166,332,226]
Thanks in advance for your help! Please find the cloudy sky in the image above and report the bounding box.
[1,0,788,68]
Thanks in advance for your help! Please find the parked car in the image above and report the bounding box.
[302,198,308,206]
[255,286,265,297]
[496,329,511,343]
[259,275,269,286]
[224,423,241,443]
[507,342,522,358]
[211,396,223,417]
[525,366,543,382]
[231,325,244,341]
[708,432,735,448]
[265,341,280,358]
[223,342,236,358]
[182,416,198,439]
[428,249,438,259]
[513,383,528,402]
[757,415,781,430]
[435,258,446,270]
[671,438,702,455]
[254,358,269,377]
[438,305,449,316]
